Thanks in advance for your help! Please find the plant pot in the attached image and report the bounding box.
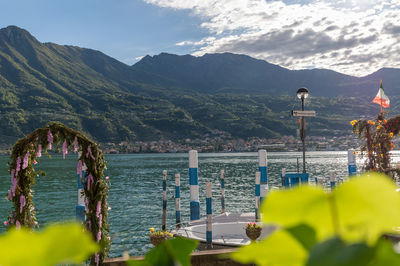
[246,227,262,241]
[150,234,166,246]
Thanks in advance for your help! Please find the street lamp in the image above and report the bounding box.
[296,87,309,173]
[297,88,309,109]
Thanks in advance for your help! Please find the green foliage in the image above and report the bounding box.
[0,222,98,266]
[231,173,400,266]
[127,237,198,266]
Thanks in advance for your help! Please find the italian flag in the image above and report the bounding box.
[372,80,390,108]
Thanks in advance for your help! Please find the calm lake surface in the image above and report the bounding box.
[0,151,394,257]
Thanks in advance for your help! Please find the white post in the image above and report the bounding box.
[76,153,86,222]
[175,173,181,229]
[206,182,212,249]
[281,168,287,188]
[348,149,357,176]
[162,170,167,231]
[220,170,225,213]
[258,149,268,202]
[330,171,336,189]
[189,150,200,221]
[255,171,261,221]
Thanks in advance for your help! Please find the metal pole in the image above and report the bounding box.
[301,98,306,173]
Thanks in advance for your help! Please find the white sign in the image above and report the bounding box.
[291,110,316,117]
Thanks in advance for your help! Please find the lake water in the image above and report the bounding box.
[0,151,390,257]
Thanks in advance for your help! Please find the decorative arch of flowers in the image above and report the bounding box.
[351,112,400,178]
[5,122,110,265]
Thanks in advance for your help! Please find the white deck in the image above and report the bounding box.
[172,212,275,247]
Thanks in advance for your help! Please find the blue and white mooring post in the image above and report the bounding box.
[189,150,200,221]
[258,149,268,202]
[76,154,86,222]
[330,171,336,189]
[348,149,357,176]
[175,173,181,229]
[255,171,261,221]
[162,170,167,231]
[220,170,225,213]
[206,182,212,249]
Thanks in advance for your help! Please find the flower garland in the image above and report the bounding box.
[351,112,400,178]
[5,122,110,265]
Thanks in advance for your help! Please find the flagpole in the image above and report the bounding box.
[380,80,383,113]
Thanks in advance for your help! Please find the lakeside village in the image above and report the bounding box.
[101,133,369,154]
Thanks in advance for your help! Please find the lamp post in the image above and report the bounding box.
[296,88,309,173]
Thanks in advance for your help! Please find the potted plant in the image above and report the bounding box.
[245,222,262,241]
[149,227,173,246]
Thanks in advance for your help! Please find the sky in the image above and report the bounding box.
[0,0,399,76]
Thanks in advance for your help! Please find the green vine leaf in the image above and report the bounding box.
[230,229,308,266]
[260,185,332,241]
[334,173,400,244]
[128,237,198,266]
[0,222,98,266]
[306,237,373,266]
[286,224,317,251]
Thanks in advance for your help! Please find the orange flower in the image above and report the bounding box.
[350,120,357,126]
[368,120,375,125]
[390,132,394,138]
[377,125,382,130]
[384,119,387,124]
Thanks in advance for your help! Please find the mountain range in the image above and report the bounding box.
[0,25,397,147]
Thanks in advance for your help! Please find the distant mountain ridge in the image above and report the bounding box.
[133,52,400,97]
[0,25,398,146]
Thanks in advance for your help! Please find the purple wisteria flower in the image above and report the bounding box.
[62,140,68,159]
[22,152,29,169]
[7,190,12,200]
[47,130,53,150]
[86,145,95,160]
[10,169,15,180]
[85,198,89,213]
[98,213,102,228]
[11,173,17,197]
[77,160,82,177]
[37,144,42,157]
[96,201,101,217]
[74,136,79,153]
[16,156,21,173]
[87,174,94,190]
[95,253,99,266]
[97,230,102,242]
[20,195,26,213]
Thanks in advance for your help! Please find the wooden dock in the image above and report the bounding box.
[103,248,254,266]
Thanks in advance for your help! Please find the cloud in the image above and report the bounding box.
[144,0,400,76]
